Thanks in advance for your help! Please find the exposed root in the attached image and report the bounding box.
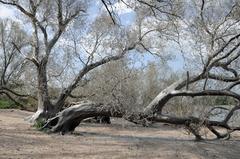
[25,109,46,123]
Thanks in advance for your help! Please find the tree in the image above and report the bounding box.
[0,19,33,107]
[142,0,240,139]
[43,0,240,140]
[0,0,143,122]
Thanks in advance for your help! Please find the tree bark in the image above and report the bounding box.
[143,75,202,115]
[42,101,122,134]
[42,101,240,140]
[143,80,183,115]
[27,61,55,122]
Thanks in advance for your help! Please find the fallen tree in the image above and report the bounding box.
[42,10,240,139]
[42,100,240,140]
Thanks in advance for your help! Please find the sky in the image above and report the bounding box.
[0,2,185,72]
[0,5,15,18]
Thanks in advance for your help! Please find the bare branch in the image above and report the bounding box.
[12,42,39,67]
[101,0,116,25]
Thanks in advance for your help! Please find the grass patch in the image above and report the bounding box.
[0,99,17,109]
[33,118,46,130]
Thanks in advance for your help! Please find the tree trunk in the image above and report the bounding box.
[42,101,122,134]
[143,79,186,115]
[143,75,205,115]
[27,62,56,122]
[42,100,240,140]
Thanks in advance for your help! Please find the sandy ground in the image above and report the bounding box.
[0,109,240,159]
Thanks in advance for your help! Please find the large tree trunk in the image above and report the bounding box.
[143,76,200,115]
[42,100,240,140]
[42,101,122,134]
[27,62,56,122]
[143,79,184,115]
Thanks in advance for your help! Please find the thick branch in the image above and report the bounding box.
[0,90,24,108]
[0,86,36,99]
[42,101,240,140]
[55,44,136,109]
[171,90,240,101]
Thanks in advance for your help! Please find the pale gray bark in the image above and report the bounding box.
[42,100,240,140]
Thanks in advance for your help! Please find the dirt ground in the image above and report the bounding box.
[0,109,240,159]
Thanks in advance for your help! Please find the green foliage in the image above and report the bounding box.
[0,99,16,109]
[33,118,46,130]
[0,96,37,111]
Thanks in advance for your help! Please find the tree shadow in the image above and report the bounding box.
[73,131,194,142]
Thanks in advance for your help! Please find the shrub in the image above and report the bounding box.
[0,99,16,109]
[33,118,46,130]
